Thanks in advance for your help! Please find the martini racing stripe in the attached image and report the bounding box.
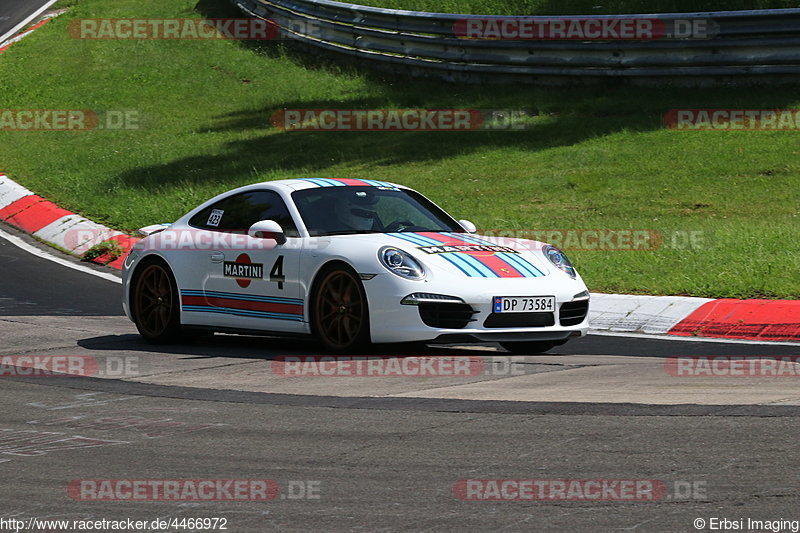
[390,232,493,276]
[445,252,497,278]
[327,178,370,186]
[299,178,346,187]
[298,178,398,188]
[180,289,304,321]
[389,232,493,277]
[427,232,543,278]
[181,307,304,321]
[496,252,544,277]
[431,232,545,278]
[428,232,526,279]
[453,233,496,245]
[389,232,544,278]
[389,232,441,246]
[360,179,400,188]
[436,255,473,277]
[181,290,302,305]
[451,232,546,277]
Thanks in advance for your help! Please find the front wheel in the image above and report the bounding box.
[500,341,558,355]
[311,265,370,353]
[132,261,182,344]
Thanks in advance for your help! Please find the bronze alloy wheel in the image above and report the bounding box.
[133,262,180,343]
[313,267,369,352]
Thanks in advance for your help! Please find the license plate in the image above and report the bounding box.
[493,296,555,313]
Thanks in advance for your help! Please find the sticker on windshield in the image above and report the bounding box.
[207,209,224,228]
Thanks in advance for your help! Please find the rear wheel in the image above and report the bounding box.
[132,261,181,344]
[500,341,558,355]
[311,265,370,353]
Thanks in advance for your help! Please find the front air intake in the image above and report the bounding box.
[559,300,589,326]
[484,312,555,328]
[418,302,477,329]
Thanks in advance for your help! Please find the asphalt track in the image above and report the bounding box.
[0,0,57,44]
[1,223,799,532]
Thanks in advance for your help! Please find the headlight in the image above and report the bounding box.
[543,245,576,278]
[379,247,425,280]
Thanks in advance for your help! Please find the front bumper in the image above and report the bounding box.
[364,272,589,344]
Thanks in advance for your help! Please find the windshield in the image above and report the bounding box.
[292,186,464,237]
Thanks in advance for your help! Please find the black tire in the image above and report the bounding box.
[131,259,182,344]
[311,264,370,353]
[500,341,558,355]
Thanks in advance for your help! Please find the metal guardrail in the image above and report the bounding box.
[232,0,800,82]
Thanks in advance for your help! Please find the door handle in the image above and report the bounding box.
[210,252,225,263]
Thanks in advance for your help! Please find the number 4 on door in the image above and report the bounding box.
[270,256,286,290]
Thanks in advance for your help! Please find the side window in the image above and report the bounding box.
[254,191,300,237]
[189,190,299,237]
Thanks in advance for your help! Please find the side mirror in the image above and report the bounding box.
[458,219,477,233]
[248,220,286,245]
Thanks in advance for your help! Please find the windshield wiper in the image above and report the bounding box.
[315,230,382,236]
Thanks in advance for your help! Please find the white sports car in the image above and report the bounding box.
[122,178,589,353]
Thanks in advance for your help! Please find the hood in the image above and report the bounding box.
[382,231,553,279]
[387,232,550,278]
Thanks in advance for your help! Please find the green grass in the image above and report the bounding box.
[0,0,798,299]
[352,0,796,15]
